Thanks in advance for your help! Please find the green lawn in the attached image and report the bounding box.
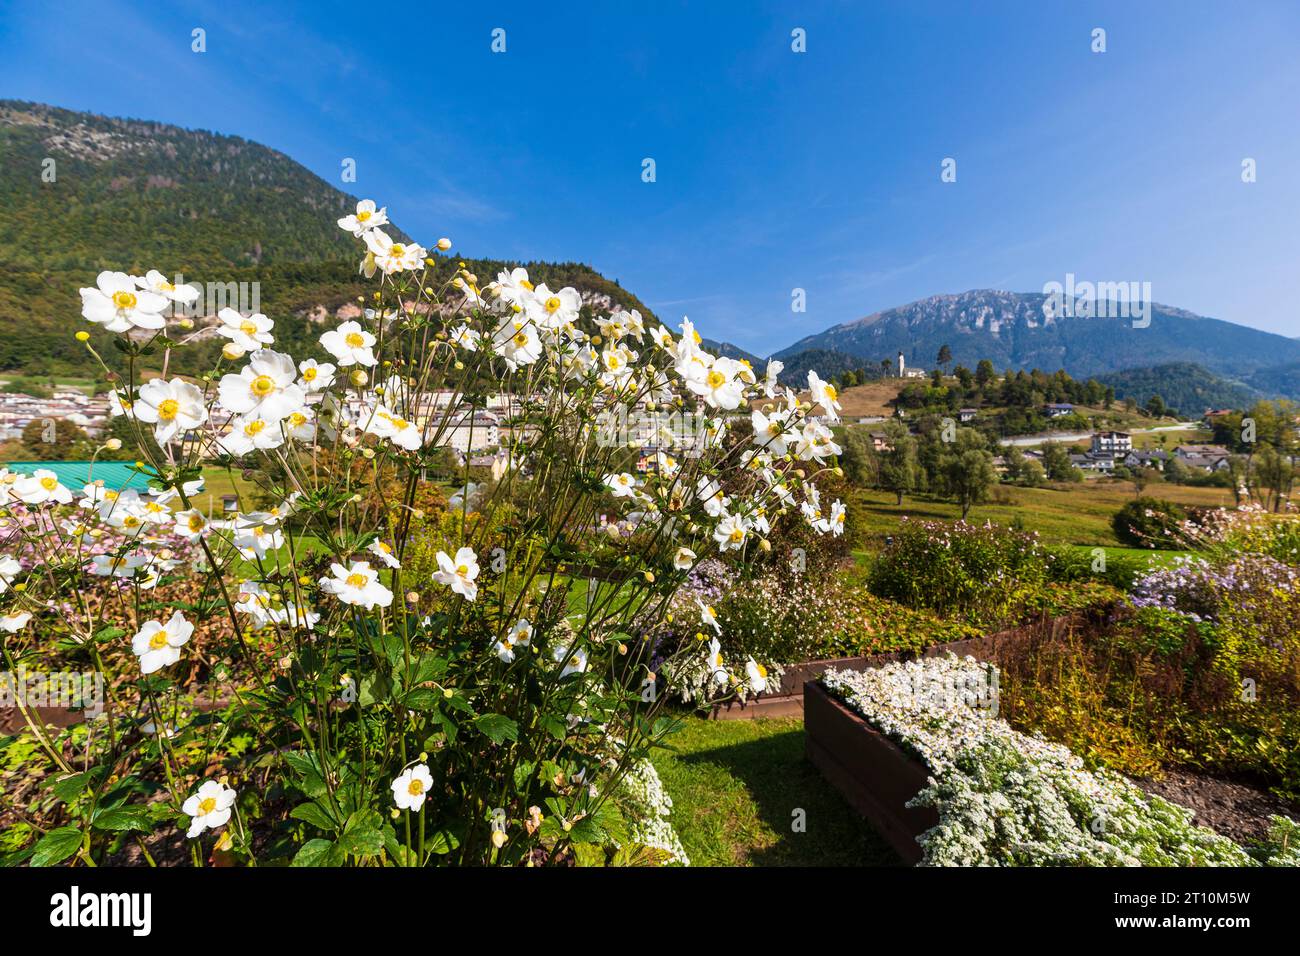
[848,481,1235,547]
[651,715,899,867]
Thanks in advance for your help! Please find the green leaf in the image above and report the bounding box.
[92,805,153,833]
[473,713,519,745]
[291,838,343,867]
[31,827,83,867]
[337,809,385,857]
[401,687,442,712]
[290,801,340,833]
[49,772,93,804]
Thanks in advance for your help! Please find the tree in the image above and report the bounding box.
[1145,394,1166,418]
[839,427,878,487]
[936,344,952,369]
[1041,442,1078,482]
[940,428,998,519]
[954,365,973,390]
[1001,443,1025,483]
[877,420,917,505]
[975,359,996,387]
[20,418,91,460]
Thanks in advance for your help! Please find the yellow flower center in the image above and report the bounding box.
[377,542,392,553]
[240,320,258,336]
[250,375,276,396]
[825,384,838,401]
[111,290,138,310]
[345,332,365,348]
[244,419,266,436]
[40,476,58,491]
[289,413,307,427]
[407,778,425,796]
[149,631,169,649]
[729,528,745,543]
[345,573,368,588]
[197,797,217,815]
[707,370,726,389]
[545,296,562,313]
[519,279,534,291]
[302,366,317,381]
[157,398,179,420]
[757,664,768,678]
[123,516,141,528]
[188,514,205,531]
[512,331,529,348]
[456,564,470,577]
[357,210,372,222]
[390,244,405,257]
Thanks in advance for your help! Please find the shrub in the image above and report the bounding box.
[866,519,1050,628]
[1111,496,1188,549]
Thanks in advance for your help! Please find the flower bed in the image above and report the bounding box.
[814,656,1298,866]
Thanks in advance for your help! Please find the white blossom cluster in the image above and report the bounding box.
[617,759,690,866]
[822,657,1295,867]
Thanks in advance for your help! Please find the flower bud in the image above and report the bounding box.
[222,343,244,361]
[104,438,122,451]
[437,237,452,251]
[349,369,369,387]
[75,331,90,342]
[178,318,194,330]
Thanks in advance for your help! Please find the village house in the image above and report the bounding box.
[1091,431,1132,456]
[1044,402,1075,419]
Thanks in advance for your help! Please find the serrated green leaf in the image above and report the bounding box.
[473,713,518,745]
[31,827,82,867]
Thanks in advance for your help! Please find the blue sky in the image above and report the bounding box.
[3,0,1299,355]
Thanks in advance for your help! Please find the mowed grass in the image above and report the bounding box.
[848,481,1234,547]
[651,716,900,866]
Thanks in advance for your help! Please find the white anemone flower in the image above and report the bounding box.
[215,308,275,355]
[527,283,581,330]
[433,547,479,602]
[391,763,434,811]
[554,644,589,679]
[217,349,304,420]
[745,659,769,695]
[137,270,200,306]
[706,638,729,686]
[0,556,21,594]
[713,512,750,552]
[338,199,389,236]
[320,320,377,367]
[697,599,722,635]
[807,370,841,421]
[80,271,168,333]
[320,561,393,609]
[363,229,427,274]
[0,611,32,633]
[182,780,237,838]
[173,508,209,540]
[493,317,542,370]
[673,547,696,570]
[297,358,336,391]
[131,611,194,675]
[604,472,637,497]
[219,415,286,456]
[828,500,847,536]
[368,539,401,569]
[135,377,208,444]
[366,405,423,450]
[13,469,73,506]
[493,266,536,307]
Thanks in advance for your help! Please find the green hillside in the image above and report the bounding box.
[0,101,656,377]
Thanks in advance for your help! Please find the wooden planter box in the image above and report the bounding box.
[803,679,937,864]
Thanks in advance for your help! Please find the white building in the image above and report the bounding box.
[1091,431,1132,456]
